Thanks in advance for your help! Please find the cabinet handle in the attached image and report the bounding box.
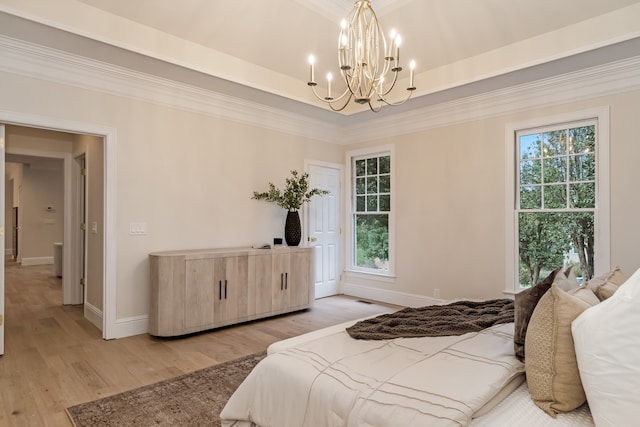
[225,280,228,299]
[285,272,288,290]
[219,280,222,300]
[280,273,284,290]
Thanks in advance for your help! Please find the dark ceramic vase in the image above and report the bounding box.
[284,211,301,246]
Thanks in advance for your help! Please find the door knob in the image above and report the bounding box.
[308,236,317,242]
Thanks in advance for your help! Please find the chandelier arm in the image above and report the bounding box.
[341,69,360,98]
[376,88,416,107]
[308,85,328,102]
[328,93,354,112]
[309,84,353,104]
[368,99,383,113]
[328,86,354,103]
[374,69,400,98]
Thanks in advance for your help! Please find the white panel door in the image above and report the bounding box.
[0,124,5,355]
[307,163,340,299]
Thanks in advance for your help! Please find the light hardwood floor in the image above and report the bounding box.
[0,260,399,426]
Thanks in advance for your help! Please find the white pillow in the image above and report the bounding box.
[572,266,640,427]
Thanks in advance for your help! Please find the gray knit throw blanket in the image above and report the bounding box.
[346,299,514,340]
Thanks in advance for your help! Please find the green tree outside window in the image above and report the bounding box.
[354,155,390,270]
[517,125,596,286]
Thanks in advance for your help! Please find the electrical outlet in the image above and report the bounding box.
[434,288,440,298]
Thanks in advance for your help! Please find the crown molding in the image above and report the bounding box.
[1,34,640,147]
[0,35,341,144]
[342,55,640,144]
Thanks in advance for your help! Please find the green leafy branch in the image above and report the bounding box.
[252,170,329,211]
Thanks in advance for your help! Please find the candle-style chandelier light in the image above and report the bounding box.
[307,0,416,113]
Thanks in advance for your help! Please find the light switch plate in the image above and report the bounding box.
[129,222,147,236]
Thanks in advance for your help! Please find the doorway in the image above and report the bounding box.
[0,122,108,355]
[306,161,342,299]
[0,114,117,349]
[5,130,79,304]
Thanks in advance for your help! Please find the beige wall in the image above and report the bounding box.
[6,125,73,152]
[113,105,343,317]
[0,71,343,320]
[344,90,640,301]
[5,162,22,208]
[2,69,639,331]
[21,165,64,260]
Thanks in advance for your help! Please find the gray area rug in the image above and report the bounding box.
[66,351,266,427]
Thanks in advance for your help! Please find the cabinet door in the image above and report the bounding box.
[214,256,249,324]
[250,254,273,316]
[289,249,311,308]
[233,255,249,320]
[271,251,291,312]
[185,258,215,329]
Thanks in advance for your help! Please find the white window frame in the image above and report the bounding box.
[504,107,610,294]
[345,145,396,278]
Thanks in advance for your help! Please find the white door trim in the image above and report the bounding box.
[73,153,87,305]
[0,110,117,339]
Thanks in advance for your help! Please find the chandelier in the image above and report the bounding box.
[307,0,416,113]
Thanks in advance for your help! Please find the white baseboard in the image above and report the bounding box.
[342,282,445,307]
[21,256,54,266]
[84,302,103,331]
[83,303,149,339]
[108,315,149,339]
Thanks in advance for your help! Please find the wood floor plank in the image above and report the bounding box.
[0,260,399,426]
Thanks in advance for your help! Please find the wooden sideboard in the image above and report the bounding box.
[148,246,313,336]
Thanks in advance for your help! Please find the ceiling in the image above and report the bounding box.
[6,154,63,171]
[2,0,640,121]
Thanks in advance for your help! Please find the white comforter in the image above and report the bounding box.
[220,323,524,427]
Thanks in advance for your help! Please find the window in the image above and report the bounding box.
[348,148,394,275]
[506,108,610,292]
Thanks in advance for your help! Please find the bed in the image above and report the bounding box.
[221,266,640,427]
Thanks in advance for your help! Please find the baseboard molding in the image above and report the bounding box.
[82,303,149,339]
[84,302,103,331]
[342,282,444,308]
[21,256,53,266]
[109,315,149,339]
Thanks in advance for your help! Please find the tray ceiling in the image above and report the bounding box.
[2,0,640,117]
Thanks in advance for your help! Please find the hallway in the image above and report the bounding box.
[1,260,90,426]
